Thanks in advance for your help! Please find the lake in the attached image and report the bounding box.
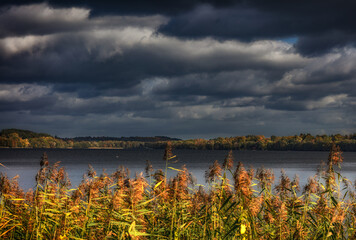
[0,148,355,191]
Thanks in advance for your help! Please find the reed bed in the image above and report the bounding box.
[0,144,355,239]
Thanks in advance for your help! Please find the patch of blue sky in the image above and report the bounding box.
[279,37,298,44]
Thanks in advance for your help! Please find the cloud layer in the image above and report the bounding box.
[0,2,355,138]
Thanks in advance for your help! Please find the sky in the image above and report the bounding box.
[0,0,355,139]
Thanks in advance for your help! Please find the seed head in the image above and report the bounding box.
[40,152,49,167]
[87,164,96,178]
[256,167,275,190]
[223,150,234,170]
[234,162,252,197]
[328,144,343,166]
[303,176,319,194]
[145,160,153,178]
[163,141,174,161]
[205,160,222,183]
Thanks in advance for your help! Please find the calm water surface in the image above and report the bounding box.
[0,149,355,190]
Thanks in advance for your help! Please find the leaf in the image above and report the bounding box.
[0,220,12,230]
[131,231,150,237]
[223,220,240,240]
[128,221,136,233]
[0,226,16,238]
[330,195,338,207]
[168,167,182,172]
[219,195,233,212]
[307,212,317,228]
[154,180,163,189]
[87,223,100,227]
[0,162,9,169]
[68,236,86,240]
[137,198,155,206]
[168,155,177,160]
[240,224,246,234]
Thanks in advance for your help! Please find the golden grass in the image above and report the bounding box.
[0,144,355,239]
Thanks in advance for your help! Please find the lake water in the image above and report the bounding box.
[0,149,355,191]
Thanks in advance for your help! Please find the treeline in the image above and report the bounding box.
[169,134,356,151]
[0,129,149,149]
[62,136,181,142]
[1,129,356,151]
[0,129,178,149]
[0,129,51,139]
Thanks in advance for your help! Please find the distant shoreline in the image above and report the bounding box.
[1,147,355,152]
[1,129,356,151]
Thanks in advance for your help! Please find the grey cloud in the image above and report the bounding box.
[295,31,356,56]
[159,5,287,40]
[0,3,90,37]
[0,26,304,91]
[144,71,280,98]
[0,0,238,16]
[265,94,349,111]
[0,3,355,137]
[158,2,356,56]
[0,3,168,37]
[2,103,353,139]
[2,1,356,56]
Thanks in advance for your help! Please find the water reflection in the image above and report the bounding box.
[0,149,355,191]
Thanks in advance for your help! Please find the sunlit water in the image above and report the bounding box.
[0,149,355,191]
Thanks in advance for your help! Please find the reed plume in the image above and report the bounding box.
[0,144,354,239]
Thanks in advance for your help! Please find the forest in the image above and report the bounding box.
[1,128,356,151]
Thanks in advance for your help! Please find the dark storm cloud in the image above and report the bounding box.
[0,4,90,37]
[0,0,237,16]
[0,12,304,90]
[158,1,356,55]
[295,32,356,56]
[2,1,356,55]
[0,3,167,38]
[0,2,355,138]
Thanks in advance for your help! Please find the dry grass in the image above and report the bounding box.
[0,144,355,239]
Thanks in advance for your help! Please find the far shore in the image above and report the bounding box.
[1,147,354,152]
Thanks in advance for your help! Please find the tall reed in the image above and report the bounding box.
[0,144,355,239]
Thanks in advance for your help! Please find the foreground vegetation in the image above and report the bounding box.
[0,144,355,239]
[1,128,356,151]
